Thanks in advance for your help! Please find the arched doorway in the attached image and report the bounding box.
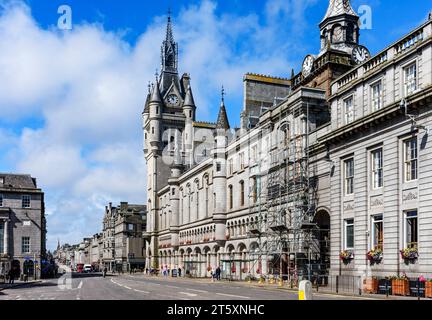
[313,209,331,279]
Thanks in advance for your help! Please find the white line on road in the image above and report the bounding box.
[166,285,180,289]
[123,286,132,290]
[216,293,250,299]
[134,289,150,294]
[185,288,208,293]
[78,281,83,289]
[178,292,198,297]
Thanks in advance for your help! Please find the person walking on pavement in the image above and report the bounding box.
[215,266,221,281]
[103,267,107,278]
[178,267,182,278]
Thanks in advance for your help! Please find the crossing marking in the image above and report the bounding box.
[78,281,83,289]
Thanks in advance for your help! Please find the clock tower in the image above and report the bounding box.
[142,13,196,269]
[295,0,370,97]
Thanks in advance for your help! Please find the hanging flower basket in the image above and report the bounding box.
[400,247,418,263]
[225,235,230,240]
[367,248,383,265]
[207,266,212,272]
[340,250,354,264]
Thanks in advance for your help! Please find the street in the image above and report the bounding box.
[0,266,375,301]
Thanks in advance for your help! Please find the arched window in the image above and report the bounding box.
[228,185,233,209]
[195,180,200,221]
[204,175,210,217]
[240,181,245,206]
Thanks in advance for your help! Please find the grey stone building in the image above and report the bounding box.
[0,173,47,278]
[143,0,432,284]
[102,202,147,272]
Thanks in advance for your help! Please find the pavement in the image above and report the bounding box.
[0,266,429,300]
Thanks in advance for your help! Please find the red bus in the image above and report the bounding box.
[76,264,84,273]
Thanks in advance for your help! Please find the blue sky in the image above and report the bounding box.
[0,0,430,250]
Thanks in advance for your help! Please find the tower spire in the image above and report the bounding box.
[216,86,230,130]
[165,9,175,44]
[322,0,357,23]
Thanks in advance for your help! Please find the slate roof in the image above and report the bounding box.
[322,0,357,23]
[216,100,230,130]
[0,173,38,189]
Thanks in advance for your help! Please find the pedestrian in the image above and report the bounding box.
[178,267,182,277]
[215,266,221,281]
[211,267,215,282]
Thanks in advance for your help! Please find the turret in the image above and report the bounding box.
[168,142,183,249]
[148,78,163,152]
[183,85,196,167]
[213,87,230,243]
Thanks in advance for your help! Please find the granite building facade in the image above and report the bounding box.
[143,0,432,282]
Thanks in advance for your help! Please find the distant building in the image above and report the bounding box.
[0,173,47,278]
[102,202,147,272]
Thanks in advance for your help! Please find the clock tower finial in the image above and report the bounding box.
[319,0,360,55]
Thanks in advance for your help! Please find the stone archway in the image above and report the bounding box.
[313,209,331,275]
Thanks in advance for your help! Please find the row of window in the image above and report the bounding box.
[343,137,417,195]
[344,210,418,251]
[343,62,417,125]
[0,194,32,208]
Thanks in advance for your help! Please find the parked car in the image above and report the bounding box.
[84,264,92,273]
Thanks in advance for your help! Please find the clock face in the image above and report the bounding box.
[167,94,179,106]
[352,46,370,64]
[302,55,315,77]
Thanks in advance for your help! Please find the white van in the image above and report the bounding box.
[84,264,92,273]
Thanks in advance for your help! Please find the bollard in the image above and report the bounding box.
[299,280,313,300]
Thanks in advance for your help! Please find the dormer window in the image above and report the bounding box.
[0,177,4,185]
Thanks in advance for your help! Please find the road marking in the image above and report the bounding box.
[216,293,250,299]
[178,292,198,297]
[78,281,83,289]
[123,286,132,290]
[185,288,208,293]
[166,285,180,289]
[134,289,150,294]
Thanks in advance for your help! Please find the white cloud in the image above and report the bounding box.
[0,0,315,249]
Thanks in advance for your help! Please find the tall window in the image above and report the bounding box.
[205,178,209,217]
[22,237,30,254]
[239,153,245,170]
[344,158,354,195]
[371,149,383,189]
[404,63,417,96]
[405,210,418,248]
[22,195,31,208]
[372,215,384,250]
[404,137,418,182]
[344,219,354,250]
[251,145,257,164]
[195,182,199,220]
[371,81,382,111]
[228,185,233,210]
[344,97,354,124]
[0,222,4,253]
[228,159,234,175]
[252,178,258,204]
[240,181,245,206]
[0,194,3,207]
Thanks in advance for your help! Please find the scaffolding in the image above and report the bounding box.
[247,102,327,285]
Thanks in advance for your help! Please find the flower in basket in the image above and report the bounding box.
[340,250,354,263]
[207,266,212,272]
[400,247,418,261]
[367,248,383,264]
[419,275,426,282]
